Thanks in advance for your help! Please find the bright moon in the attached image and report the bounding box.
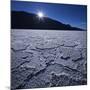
[37,12,44,18]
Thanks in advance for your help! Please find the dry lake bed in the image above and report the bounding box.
[11,30,87,89]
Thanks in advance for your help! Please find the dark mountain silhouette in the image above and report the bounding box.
[11,11,84,30]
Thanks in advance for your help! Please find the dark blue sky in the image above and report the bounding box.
[11,0,87,29]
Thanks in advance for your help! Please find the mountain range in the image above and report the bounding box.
[11,11,84,30]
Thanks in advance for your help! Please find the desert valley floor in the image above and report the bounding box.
[11,30,87,89]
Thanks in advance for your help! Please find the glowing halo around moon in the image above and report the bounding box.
[37,11,44,18]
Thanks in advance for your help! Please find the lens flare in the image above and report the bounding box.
[37,12,44,18]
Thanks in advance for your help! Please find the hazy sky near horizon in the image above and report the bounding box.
[11,0,87,29]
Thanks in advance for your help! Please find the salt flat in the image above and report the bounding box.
[11,30,87,89]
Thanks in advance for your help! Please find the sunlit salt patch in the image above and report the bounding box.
[45,37,64,45]
[21,64,36,69]
[11,40,29,51]
[70,49,82,62]
[39,57,46,66]
[60,47,73,57]
[75,41,81,45]
[60,47,82,62]
[36,40,64,50]
[50,71,69,78]
[63,40,78,47]
[11,51,31,69]
[54,57,78,70]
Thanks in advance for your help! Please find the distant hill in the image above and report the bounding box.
[11,11,84,30]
